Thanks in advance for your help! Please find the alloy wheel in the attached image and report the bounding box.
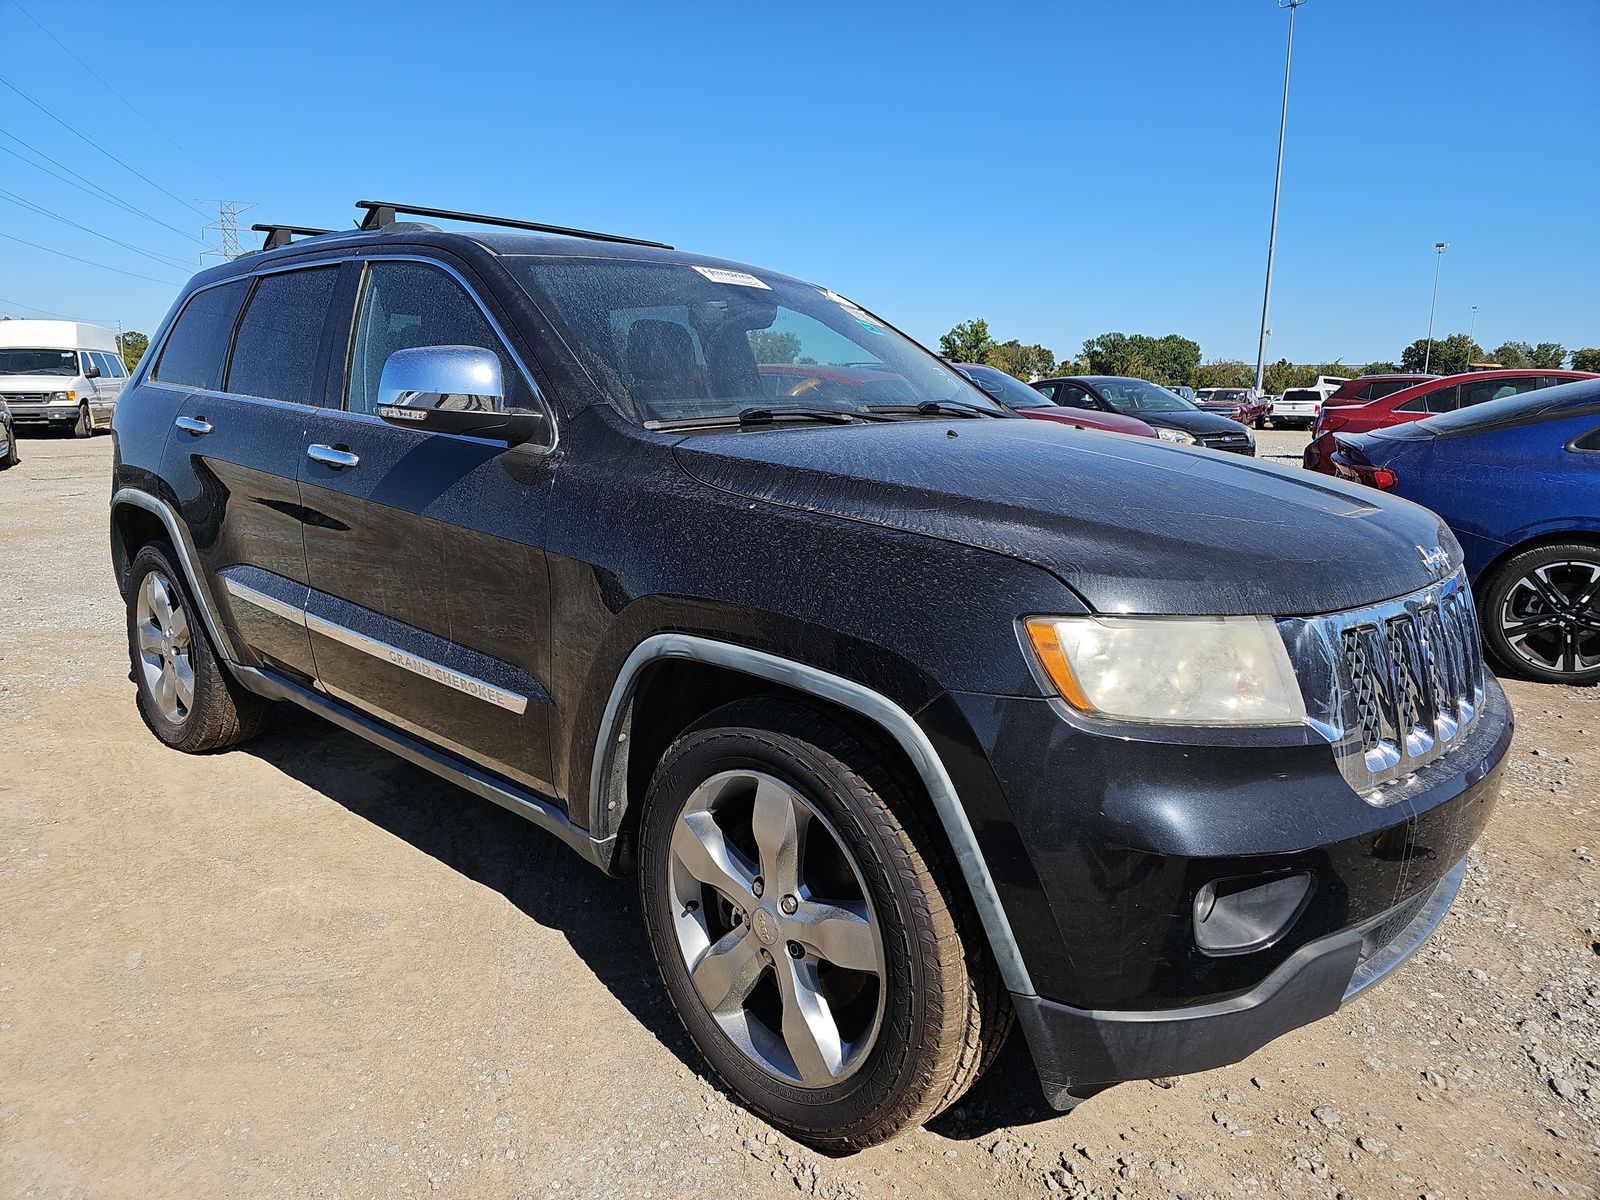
[1498,560,1600,677]
[135,571,196,724]
[664,770,886,1088]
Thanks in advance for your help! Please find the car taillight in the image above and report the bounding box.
[1363,465,1398,490]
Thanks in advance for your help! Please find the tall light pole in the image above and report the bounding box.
[1255,0,1307,394]
[1469,304,1479,349]
[1423,241,1448,373]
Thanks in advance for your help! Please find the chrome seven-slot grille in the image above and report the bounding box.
[1281,570,1485,801]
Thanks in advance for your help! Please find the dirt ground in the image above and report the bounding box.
[1,434,1595,1200]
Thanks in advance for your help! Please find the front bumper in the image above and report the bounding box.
[940,674,1510,1105]
[6,401,79,425]
[1014,858,1463,1105]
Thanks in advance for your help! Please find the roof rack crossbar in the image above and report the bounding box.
[353,200,672,249]
[251,223,336,251]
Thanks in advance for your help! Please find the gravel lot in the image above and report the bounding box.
[2,433,1596,1200]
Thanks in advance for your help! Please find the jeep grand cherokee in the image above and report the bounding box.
[109,200,1511,1149]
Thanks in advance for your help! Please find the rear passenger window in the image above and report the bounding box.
[345,260,537,418]
[106,352,127,377]
[1398,386,1457,414]
[1457,376,1538,410]
[226,267,340,406]
[154,280,250,388]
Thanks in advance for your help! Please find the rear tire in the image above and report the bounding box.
[0,425,17,468]
[125,541,270,751]
[1478,543,1600,686]
[638,696,1010,1148]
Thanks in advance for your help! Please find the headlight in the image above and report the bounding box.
[1154,426,1195,444]
[52,391,70,402]
[1023,615,1307,726]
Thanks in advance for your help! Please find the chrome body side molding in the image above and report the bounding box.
[589,632,1036,997]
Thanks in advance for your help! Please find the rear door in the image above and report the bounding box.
[297,255,559,795]
[160,265,342,683]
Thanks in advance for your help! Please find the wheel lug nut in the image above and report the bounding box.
[752,876,764,898]
[760,949,773,964]
[787,941,803,959]
[780,895,798,915]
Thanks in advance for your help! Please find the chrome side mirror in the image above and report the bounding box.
[375,345,545,444]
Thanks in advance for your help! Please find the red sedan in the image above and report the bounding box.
[951,363,1158,438]
[1303,368,1596,474]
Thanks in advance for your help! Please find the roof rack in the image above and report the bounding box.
[251,223,336,251]
[354,200,672,249]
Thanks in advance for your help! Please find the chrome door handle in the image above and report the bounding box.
[174,416,213,436]
[307,444,360,469]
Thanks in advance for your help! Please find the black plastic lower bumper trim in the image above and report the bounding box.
[1016,859,1464,1107]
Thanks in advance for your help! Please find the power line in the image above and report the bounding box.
[0,294,121,323]
[0,188,194,270]
[0,72,212,221]
[5,0,233,191]
[0,133,208,245]
[0,230,185,287]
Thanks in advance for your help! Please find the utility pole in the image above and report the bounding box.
[199,200,257,263]
[1423,241,1448,373]
[1469,304,1479,348]
[1255,0,1307,395]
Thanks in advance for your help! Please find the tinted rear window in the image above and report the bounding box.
[226,267,340,406]
[1360,379,1418,400]
[154,281,249,388]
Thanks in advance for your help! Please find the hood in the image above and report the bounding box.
[0,374,75,394]
[1138,408,1250,436]
[1020,407,1157,438]
[673,419,1459,616]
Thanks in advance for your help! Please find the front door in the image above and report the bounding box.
[297,256,559,795]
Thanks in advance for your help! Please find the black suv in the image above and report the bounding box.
[110,201,1511,1148]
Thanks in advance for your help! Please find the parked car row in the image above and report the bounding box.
[104,199,1505,1148]
[1305,368,1595,474]
[1329,376,1600,686]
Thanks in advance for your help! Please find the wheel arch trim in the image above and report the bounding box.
[111,487,242,666]
[589,632,1036,996]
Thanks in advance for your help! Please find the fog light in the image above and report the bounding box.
[1193,872,1313,955]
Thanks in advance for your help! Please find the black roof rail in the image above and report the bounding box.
[251,223,336,251]
[354,200,672,249]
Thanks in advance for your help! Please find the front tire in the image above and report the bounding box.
[1478,543,1600,685]
[0,425,17,468]
[72,403,93,438]
[638,697,1009,1148]
[125,542,270,750]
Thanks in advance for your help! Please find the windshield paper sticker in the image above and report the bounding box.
[692,266,771,289]
[821,289,881,328]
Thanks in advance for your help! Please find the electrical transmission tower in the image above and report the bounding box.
[199,200,257,262]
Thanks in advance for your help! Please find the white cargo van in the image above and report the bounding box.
[0,319,128,436]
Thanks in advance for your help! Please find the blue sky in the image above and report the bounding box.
[1,0,1595,366]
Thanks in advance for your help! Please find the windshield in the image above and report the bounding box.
[0,348,79,376]
[506,257,1003,422]
[1092,377,1196,414]
[953,363,1052,409]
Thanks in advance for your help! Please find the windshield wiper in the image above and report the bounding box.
[643,407,890,431]
[869,400,1004,419]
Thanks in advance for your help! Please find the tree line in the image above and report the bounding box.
[938,317,1600,390]
[110,320,1600,386]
